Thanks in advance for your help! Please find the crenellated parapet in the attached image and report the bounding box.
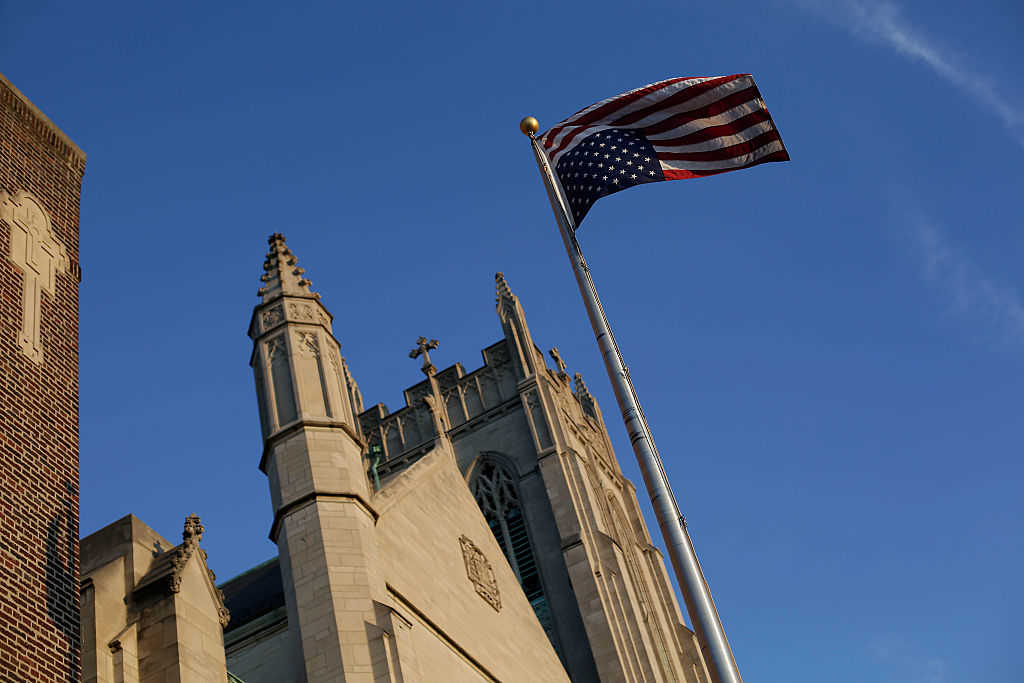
[354,271,621,485]
[359,340,522,477]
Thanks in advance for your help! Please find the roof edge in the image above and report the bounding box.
[218,555,279,589]
[0,72,86,164]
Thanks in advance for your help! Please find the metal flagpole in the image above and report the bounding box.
[521,117,743,683]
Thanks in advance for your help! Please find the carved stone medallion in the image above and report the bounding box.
[459,535,501,612]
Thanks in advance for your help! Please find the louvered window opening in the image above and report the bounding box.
[472,461,556,643]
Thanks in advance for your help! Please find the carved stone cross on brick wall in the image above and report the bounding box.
[1,191,68,364]
[409,336,439,376]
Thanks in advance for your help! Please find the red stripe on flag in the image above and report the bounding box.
[547,75,752,163]
[541,77,691,151]
[638,86,763,138]
[651,109,773,148]
[660,149,790,180]
[611,74,746,126]
[656,129,782,163]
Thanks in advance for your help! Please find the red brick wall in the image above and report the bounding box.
[0,75,85,683]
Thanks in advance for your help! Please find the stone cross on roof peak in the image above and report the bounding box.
[257,233,317,303]
[409,336,440,376]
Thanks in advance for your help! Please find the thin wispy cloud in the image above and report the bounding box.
[910,212,1024,345]
[793,0,1024,146]
[869,634,950,683]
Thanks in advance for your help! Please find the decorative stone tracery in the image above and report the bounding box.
[261,305,283,329]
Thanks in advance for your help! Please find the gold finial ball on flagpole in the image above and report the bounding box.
[520,116,539,136]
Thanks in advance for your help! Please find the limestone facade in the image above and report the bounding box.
[79,514,230,683]
[221,234,712,682]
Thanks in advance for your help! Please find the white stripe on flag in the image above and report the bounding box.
[544,76,718,154]
[657,139,786,171]
[645,99,768,142]
[610,76,755,132]
[652,119,777,154]
[548,79,762,165]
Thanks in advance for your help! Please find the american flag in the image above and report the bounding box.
[539,74,789,224]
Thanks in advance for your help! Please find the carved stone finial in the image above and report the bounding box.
[409,336,440,376]
[258,234,316,303]
[183,514,204,545]
[574,373,598,420]
[549,347,568,376]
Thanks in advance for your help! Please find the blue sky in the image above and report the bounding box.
[4,1,1022,680]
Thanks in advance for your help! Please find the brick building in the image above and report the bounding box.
[0,73,86,682]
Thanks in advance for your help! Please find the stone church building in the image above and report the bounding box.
[2,72,713,682]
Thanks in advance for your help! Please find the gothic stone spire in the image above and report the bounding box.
[494,272,541,378]
[495,271,517,316]
[248,233,365,441]
[258,232,317,303]
[574,372,599,421]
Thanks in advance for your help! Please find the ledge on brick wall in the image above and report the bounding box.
[0,72,86,166]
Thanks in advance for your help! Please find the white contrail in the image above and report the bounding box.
[793,0,1023,145]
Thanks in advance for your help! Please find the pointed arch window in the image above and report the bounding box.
[471,459,554,641]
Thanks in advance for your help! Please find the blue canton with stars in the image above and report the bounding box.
[555,128,665,225]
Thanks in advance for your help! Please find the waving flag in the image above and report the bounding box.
[538,74,789,224]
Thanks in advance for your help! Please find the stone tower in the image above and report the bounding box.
[227,236,711,681]
[240,237,571,683]
[0,73,86,682]
[480,274,712,682]
[248,233,377,681]
[357,273,712,682]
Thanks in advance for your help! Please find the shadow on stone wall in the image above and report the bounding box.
[45,480,80,683]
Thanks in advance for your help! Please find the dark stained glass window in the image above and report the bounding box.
[471,460,555,641]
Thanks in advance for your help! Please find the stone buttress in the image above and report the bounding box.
[249,233,380,682]
[492,275,712,683]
